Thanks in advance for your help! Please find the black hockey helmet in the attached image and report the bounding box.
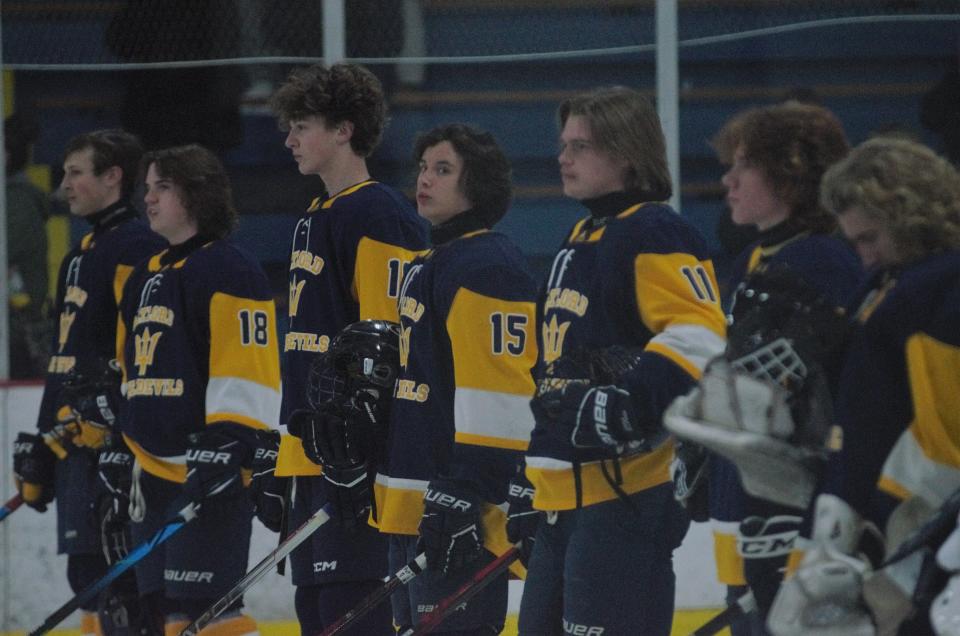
[725,264,849,395]
[307,320,401,410]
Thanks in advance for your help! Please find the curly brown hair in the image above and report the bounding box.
[712,101,849,233]
[820,137,960,264]
[141,144,237,240]
[269,63,386,158]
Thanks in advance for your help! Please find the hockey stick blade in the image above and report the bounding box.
[0,494,24,523]
[690,590,757,636]
[403,545,521,636]
[319,552,429,636]
[28,498,199,636]
[180,503,334,636]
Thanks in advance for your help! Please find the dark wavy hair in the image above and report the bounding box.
[63,129,144,200]
[413,123,513,226]
[269,63,386,157]
[558,86,672,199]
[712,101,849,234]
[141,144,237,240]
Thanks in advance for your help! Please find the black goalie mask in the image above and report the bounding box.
[307,320,401,413]
[725,265,850,448]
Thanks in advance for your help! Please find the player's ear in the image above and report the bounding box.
[336,120,355,144]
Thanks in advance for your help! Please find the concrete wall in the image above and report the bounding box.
[0,384,723,631]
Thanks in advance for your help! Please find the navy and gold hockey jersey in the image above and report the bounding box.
[374,228,538,538]
[276,180,428,476]
[823,249,960,517]
[709,223,862,585]
[117,236,281,482]
[38,202,164,431]
[525,194,727,511]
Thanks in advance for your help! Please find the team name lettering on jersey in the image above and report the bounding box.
[399,296,425,322]
[544,288,589,316]
[395,378,429,402]
[133,305,175,329]
[124,378,185,397]
[284,331,330,353]
[63,285,88,308]
[290,250,325,275]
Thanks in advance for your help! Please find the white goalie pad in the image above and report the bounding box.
[663,358,816,509]
[938,512,960,572]
[932,574,960,636]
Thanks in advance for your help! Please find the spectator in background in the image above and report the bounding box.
[5,113,51,378]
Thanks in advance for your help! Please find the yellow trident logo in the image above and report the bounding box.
[399,325,412,369]
[289,278,306,318]
[134,327,163,375]
[541,315,570,364]
[58,308,77,353]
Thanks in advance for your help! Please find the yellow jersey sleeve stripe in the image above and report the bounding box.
[354,237,424,320]
[275,434,322,477]
[712,530,747,585]
[453,388,534,447]
[114,263,135,306]
[646,324,726,378]
[445,288,538,395]
[208,293,282,390]
[880,427,960,504]
[373,474,429,536]
[480,503,527,579]
[206,377,281,430]
[634,253,726,338]
[905,333,960,467]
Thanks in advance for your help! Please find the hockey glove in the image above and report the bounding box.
[97,435,135,505]
[322,461,374,530]
[506,468,541,567]
[249,430,287,533]
[184,425,253,505]
[539,381,647,450]
[56,360,123,451]
[13,431,57,512]
[418,478,484,575]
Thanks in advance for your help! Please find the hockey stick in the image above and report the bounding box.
[28,498,200,636]
[180,503,334,636]
[319,552,429,636]
[0,494,24,523]
[402,545,521,636]
[690,590,757,636]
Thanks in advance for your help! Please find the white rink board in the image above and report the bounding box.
[0,384,723,630]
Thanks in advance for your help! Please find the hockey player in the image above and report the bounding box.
[340,123,538,634]
[267,63,428,635]
[12,129,163,636]
[764,137,960,635]
[516,87,727,635]
[706,101,862,629]
[117,144,281,635]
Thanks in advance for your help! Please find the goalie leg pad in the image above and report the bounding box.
[766,544,875,636]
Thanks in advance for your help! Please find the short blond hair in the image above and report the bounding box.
[820,137,960,264]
